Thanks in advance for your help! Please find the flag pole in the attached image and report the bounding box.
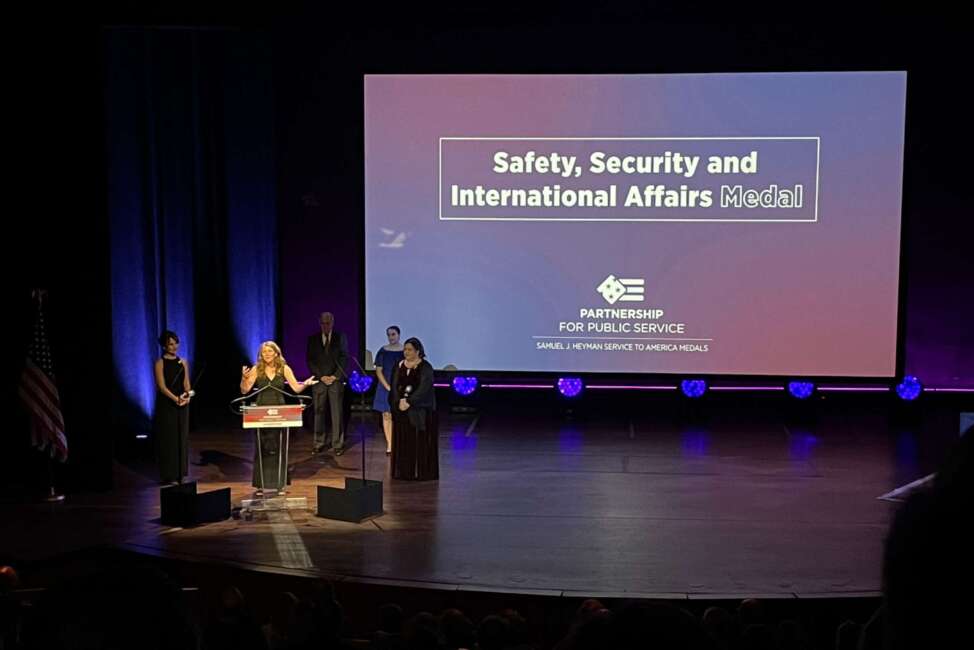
[44,455,64,502]
[22,287,68,503]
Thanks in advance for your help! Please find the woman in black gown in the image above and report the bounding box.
[240,341,316,494]
[390,337,438,481]
[153,330,192,484]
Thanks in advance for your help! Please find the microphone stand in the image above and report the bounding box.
[322,341,373,485]
[347,355,372,484]
[174,363,206,485]
[314,347,384,522]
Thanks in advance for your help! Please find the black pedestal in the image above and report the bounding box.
[316,478,383,522]
[160,481,231,527]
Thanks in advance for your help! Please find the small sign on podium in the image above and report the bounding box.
[242,404,304,429]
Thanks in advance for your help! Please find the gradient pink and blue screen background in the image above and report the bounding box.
[364,73,906,376]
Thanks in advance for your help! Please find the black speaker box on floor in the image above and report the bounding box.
[317,478,383,522]
[160,481,231,527]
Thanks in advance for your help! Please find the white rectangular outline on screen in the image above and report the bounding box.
[438,137,820,223]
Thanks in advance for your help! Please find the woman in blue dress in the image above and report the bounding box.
[372,325,404,455]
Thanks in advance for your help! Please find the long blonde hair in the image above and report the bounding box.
[255,341,286,377]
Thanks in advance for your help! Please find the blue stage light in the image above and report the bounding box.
[895,376,923,401]
[680,379,707,398]
[788,381,815,399]
[452,376,478,396]
[557,377,584,398]
[348,370,374,394]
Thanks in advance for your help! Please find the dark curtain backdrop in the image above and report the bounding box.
[105,27,278,436]
[9,21,112,492]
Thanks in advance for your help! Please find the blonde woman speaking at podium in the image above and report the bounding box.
[240,341,316,495]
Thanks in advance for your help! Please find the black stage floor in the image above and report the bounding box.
[4,403,962,599]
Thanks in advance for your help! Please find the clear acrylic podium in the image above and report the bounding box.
[240,404,308,512]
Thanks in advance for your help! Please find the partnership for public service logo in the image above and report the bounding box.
[597,274,645,304]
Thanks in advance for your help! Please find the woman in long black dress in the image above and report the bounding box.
[153,330,192,484]
[390,337,438,481]
[240,341,316,494]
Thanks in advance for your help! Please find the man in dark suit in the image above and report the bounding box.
[306,312,349,454]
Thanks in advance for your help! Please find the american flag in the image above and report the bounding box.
[18,290,68,462]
